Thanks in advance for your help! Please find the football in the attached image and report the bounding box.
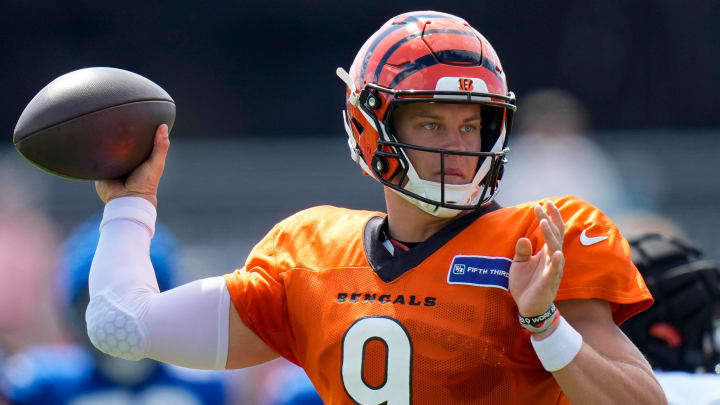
[12,67,175,180]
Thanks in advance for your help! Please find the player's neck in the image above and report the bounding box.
[383,187,458,243]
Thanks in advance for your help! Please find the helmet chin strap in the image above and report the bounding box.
[388,185,464,218]
[401,179,482,218]
[394,179,503,218]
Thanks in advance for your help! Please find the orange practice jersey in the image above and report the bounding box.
[224,196,653,404]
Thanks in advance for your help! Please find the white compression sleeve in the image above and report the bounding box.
[86,197,230,370]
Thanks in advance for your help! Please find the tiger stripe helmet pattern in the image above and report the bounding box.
[337,11,517,217]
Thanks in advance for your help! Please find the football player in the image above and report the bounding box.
[87,11,667,404]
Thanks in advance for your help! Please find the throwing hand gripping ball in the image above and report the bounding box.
[13,67,175,180]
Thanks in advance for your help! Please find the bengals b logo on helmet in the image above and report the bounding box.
[458,78,474,91]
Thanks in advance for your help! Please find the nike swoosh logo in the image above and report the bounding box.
[580,228,609,246]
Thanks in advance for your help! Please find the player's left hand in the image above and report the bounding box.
[509,201,566,318]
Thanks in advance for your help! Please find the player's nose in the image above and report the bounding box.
[443,127,468,152]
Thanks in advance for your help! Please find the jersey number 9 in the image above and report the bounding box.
[341,316,413,405]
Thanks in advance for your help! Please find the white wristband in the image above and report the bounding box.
[530,316,583,372]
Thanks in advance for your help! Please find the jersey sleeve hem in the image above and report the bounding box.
[223,273,300,365]
[555,287,653,325]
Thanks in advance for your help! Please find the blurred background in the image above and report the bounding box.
[1,1,719,404]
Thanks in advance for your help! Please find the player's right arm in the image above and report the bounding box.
[89,125,278,369]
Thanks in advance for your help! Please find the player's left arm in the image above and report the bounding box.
[509,201,666,405]
[549,298,666,404]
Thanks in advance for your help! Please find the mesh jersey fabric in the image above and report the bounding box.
[224,195,653,404]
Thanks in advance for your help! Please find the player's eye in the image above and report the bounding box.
[460,124,478,133]
[421,122,439,131]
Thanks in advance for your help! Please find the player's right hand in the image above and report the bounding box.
[95,124,170,208]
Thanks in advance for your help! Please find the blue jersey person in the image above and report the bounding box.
[1,215,228,405]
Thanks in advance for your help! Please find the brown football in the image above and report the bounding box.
[13,67,175,180]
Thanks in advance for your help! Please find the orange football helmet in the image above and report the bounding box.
[338,11,516,217]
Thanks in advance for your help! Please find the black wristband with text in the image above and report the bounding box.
[518,303,557,329]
